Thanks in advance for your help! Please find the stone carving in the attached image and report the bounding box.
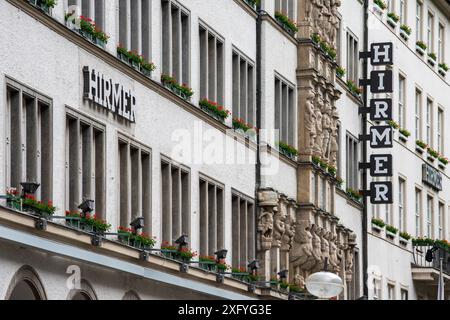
[294,274,306,289]
[272,201,287,247]
[291,223,316,276]
[311,224,324,271]
[307,0,341,48]
[321,100,333,161]
[328,233,340,273]
[281,208,295,252]
[345,232,357,281]
[313,92,324,156]
[257,189,278,251]
[329,108,339,166]
[305,89,317,154]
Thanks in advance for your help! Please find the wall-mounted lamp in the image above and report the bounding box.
[78,199,94,217]
[130,216,145,234]
[20,182,40,196]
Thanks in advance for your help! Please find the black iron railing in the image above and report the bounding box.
[412,245,450,275]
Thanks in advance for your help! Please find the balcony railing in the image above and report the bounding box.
[412,244,450,275]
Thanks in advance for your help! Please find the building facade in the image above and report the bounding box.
[0,0,447,300]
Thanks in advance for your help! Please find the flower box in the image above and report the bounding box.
[416,45,426,56]
[372,223,384,233]
[117,52,129,64]
[416,146,425,155]
[79,29,94,42]
[95,38,106,49]
[399,28,410,41]
[131,60,140,71]
[438,163,446,170]
[28,0,53,15]
[372,4,384,16]
[399,237,409,246]
[427,155,435,162]
[140,65,152,78]
[438,64,448,77]
[387,16,398,29]
[428,56,436,67]
[386,230,396,239]
[399,131,408,143]
[201,104,225,122]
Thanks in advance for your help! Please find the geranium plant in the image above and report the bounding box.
[400,24,412,35]
[336,66,345,78]
[428,52,437,61]
[399,231,411,240]
[374,0,387,10]
[438,156,449,165]
[23,194,56,217]
[399,128,411,137]
[387,12,399,22]
[346,188,362,201]
[385,224,398,234]
[416,41,427,51]
[438,63,449,71]
[199,99,231,121]
[161,74,194,99]
[427,147,439,158]
[232,117,256,132]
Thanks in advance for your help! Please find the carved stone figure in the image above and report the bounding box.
[321,101,333,160]
[258,208,274,251]
[311,224,324,271]
[291,223,316,275]
[305,90,317,154]
[328,233,340,273]
[329,109,339,166]
[294,274,306,289]
[272,202,287,247]
[313,93,324,156]
[281,210,295,252]
[257,189,278,251]
[330,0,341,46]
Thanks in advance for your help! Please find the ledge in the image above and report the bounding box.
[233,0,258,19]
[336,77,363,106]
[6,0,255,151]
[261,14,298,46]
[263,144,298,168]
[0,205,273,300]
[336,188,363,210]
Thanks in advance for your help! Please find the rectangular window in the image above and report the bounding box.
[232,50,256,127]
[274,0,295,20]
[161,158,190,243]
[427,195,433,238]
[438,23,445,63]
[199,24,224,104]
[199,176,224,256]
[117,135,151,233]
[68,0,105,31]
[274,76,296,146]
[416,1,423,42]
[398,75,405,128]
[401,289,408,300]
[65,111,104,217]
[388,283,396,300]
[426,98,433,146]
[346,133,358,190]
[415,89,422,141]
[232,191,255,269]
[162,0,190,85]
[399,0,406,25]
[415,188,422,237]
[437,108,444,153]
[346,31,359,83]
[6,81,52,202]
[398,178,405,231]
[438,202,444,239]
[427,11,434,51]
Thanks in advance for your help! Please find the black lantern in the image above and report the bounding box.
[130,216,145,234]
[425,246,438,263]
[175,234,189,250]
[248,260,259,274]
[214,249,228,261]
[78,199,95,217]
[278,269,289,281]
[20,182,40,196]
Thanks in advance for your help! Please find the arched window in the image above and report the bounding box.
[5,266,47,300]
[122,290,141,300]
[67,280,97,300]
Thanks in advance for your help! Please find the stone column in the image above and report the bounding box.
[257,188,278,281]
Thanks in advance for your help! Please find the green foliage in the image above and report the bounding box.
[199,99,231,120]
[387,12,399,22]
[274,11,298,34]
[385,224,398,234]
[336,66,345,78]
[416,140,427,149]
[416,41,427,50]
[278,141,299,158]
[400,24,412,35]
[371,218,386,228]
[439,63,449,71]
[374,0,387,10]
[399,128,411,137]
[399,231,411,240]
[161,74,194,98]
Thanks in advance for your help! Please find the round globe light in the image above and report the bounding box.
[305,271,344,299]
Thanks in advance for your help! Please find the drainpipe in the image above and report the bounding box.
[254,5,263,261]
[361,0,369,299]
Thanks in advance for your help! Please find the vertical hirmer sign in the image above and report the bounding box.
[359,42,394,204]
